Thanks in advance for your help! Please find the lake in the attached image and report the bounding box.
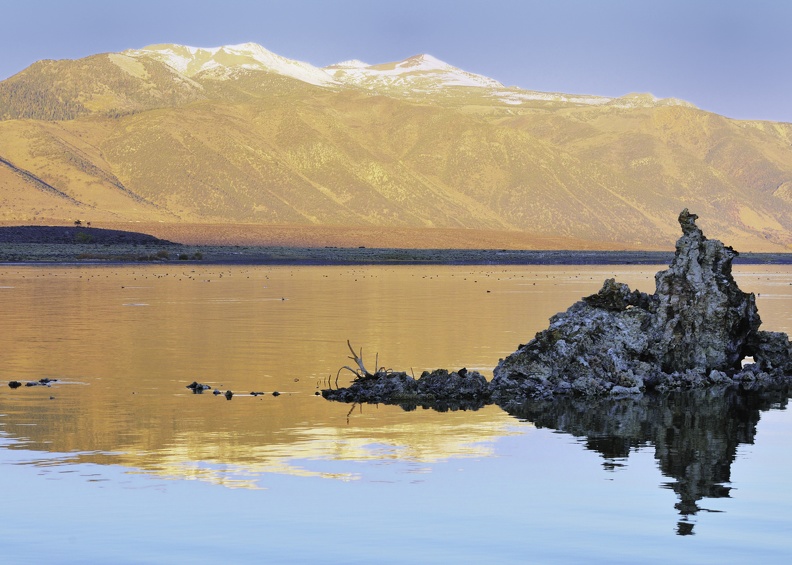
[1,263,791,564]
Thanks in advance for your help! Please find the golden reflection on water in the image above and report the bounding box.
[111,406,519,489]
[0,263,789,486]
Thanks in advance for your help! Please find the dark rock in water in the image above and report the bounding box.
[213,389,222,396]
[186,381,211,393]
[322,368,490,411]
[224,390,233,400]
[23,378,58,388]
[746,330,792,373]
[492,209,792,402]
[8,381,22,389]
[271,391,280,397]
[25,378,58,387]
[250,391,265,397]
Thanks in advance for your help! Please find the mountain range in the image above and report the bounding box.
[0,42,790,251]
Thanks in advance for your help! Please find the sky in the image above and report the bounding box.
[1,0,791,122]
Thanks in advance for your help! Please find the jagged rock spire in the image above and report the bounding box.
[652,208,760,372]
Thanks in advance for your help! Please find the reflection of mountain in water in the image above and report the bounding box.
[502,387,790,535]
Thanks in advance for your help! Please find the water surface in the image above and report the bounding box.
[1,264,791,563]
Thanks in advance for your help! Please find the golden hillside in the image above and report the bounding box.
[0,43,790,250]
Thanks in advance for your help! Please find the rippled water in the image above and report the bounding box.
[1,264,791,563]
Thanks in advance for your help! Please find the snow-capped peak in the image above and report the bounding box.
[124,42,337,86]
[324,53,504,92]
[118,43,695,110]
[394,54,448,71]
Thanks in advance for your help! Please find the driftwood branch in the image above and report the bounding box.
[347,340,373,377]
[336,340,393,383]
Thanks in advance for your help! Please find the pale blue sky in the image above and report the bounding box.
[2,0,790,122]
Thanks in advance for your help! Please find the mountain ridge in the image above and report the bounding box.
[0,42,790,251]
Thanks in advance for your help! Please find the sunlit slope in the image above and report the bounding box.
[502,104,792,248]
[0,118,172,222]
[0,43,791,250]
[0,53,206,120]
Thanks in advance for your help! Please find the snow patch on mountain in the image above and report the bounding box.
[125,43,337,87]
[328,59,370,69]
[492,90,697,109]
[495,90,613,106]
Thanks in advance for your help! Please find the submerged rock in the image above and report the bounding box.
[492,209,791,402]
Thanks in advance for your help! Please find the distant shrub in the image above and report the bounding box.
[192,252,203,260]
[75,231,94,243]
[156,250,170,259]
[178,253,189,260]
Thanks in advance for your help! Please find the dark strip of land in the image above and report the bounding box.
[0,226,790,265]
[0,225,174,245]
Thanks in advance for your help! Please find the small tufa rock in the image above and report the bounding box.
[8,381,22,389]
[322,368,490,411]
[186,381,211,394]
[25,378,58,387]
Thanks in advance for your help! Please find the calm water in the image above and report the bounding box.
[1,263,791,564]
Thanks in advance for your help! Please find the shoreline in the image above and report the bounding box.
[2,243,791,266]
[1,225,790,265]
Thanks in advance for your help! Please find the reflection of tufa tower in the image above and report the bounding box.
[505,388,788,535]
[653,389,780,534]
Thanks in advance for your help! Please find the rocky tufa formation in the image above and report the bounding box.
[323,210,791,410]
[491,209,792,403]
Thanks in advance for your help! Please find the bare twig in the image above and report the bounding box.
[337,365,359,380]
[346,340,373,377]
[336,340,396,386]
